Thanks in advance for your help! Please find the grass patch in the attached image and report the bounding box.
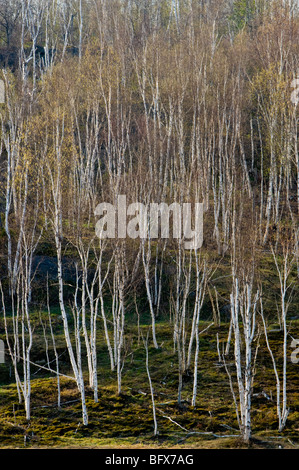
[0,318,298,448]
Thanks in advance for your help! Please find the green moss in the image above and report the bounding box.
[0,317,298,449]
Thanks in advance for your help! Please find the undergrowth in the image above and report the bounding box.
[0,319,298,449]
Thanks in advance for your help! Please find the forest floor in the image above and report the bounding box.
[0,318,299,449]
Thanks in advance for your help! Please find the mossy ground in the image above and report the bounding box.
[0,317,298,449]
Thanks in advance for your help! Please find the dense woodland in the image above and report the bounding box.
[0,0,299,448]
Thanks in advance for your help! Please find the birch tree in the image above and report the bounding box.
[229,270,260,442]
[45,116,88,425]
[260,243,295,431]
[0,150,43,421]
[225,201,261,443]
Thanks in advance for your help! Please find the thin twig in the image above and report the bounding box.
[156,409,189,432]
